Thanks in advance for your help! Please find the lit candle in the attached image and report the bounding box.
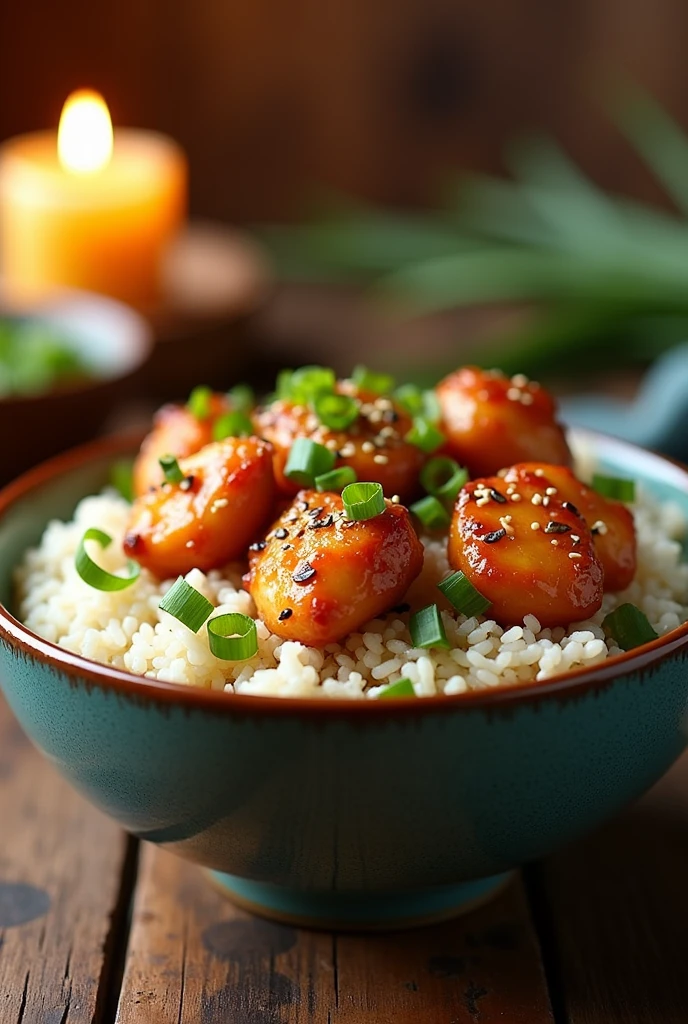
[0,90,187,308]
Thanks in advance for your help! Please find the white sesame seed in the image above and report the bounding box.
[534,469,545,477]
[476,496,490,507]
[531,522,540,530]
[543,497,550,507]
[545,487,557,496]
[340,443,355,457]
[506,387,521,400]
[550,539,559,546]
[478,389,490,400]
[361,441,375,454]
[499,516,515,536]
[571,534,580,543]
[512,373,529,387]
[510,493,522,502]
[569,552,582,559]
[373,454,389,465]
[185,540,195,548]
[531,494,543,506]
[520,393,534,405]
[506,486,516,494]
[592,520,608,535]
[391,494,400,503]
[325,439,338,450]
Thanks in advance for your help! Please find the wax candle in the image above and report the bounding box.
[0,90,187,308]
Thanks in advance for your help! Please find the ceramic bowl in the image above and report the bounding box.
[0,286,152,483]
[0,430,687,930]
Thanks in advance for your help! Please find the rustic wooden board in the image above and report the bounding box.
[117,845,554,1023]
[536,750,688,1024]
[0,693,133,1024]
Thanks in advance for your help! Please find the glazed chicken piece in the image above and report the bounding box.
[253,382,426,502]
[124,437,275,579]
[245,490,424,646]
[502,463,637,591]
[448,466,604,628]
[133,392,237,497]
[435,367,571,477]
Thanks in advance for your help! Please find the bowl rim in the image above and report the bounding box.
[1,428,687,717]
[0,286,153,404]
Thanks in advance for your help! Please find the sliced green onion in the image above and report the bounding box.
[275,369,295,400]
[187,385,213,420]
[315,466,357,492]
[592,473,635,502]
[284,438,336,486]
[76,528,140,592]
[410,604,451,649]
[342,481,385,521]
[227,384,255,412]
[313,392,359,431]
[351,365,395,395]
[410,495,451,529]
[159,576,214,632]
[394,384,442,423]
[159,454,185,484]
[438,570,492,617]
[213,410,254,441]
[602,603,659,651]
[379,678,416,699]
[405,417,445,454]
[420,457,468,502]
[207,612,258,660]
[289,365,336,403]
[109,459,134,503]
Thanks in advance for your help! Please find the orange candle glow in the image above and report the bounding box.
[0,90,186,308]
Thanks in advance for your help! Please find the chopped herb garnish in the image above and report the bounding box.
[285,438,336,487]
[602,603,659,651]
[437,571,492,617]
[410,604,451,649]
[76,528,141,592]
[351,365,395,395]
[404,417,445,454]
[342,481,385,521]
[314,392,359,431]
[592,474,635,502]
[315,466,357,493]
[159,454,185,485]
[159,576,214,632]
[379,678,416,699]
[213,410,254,440]
[410,495,451,530]
[187,385,213,420]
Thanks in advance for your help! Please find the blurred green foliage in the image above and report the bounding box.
[260,83,688,378]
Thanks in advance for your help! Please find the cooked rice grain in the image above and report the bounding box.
[15,485,688,699]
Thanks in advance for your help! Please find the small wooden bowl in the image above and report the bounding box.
[0,286,152,484]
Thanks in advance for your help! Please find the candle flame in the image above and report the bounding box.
[58,90,113,175]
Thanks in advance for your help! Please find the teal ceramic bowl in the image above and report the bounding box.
[0,430,687,929]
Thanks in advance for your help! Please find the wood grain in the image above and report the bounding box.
[535,750,688,1024]
[2,1,688,220]
[117,844,553,1022]
[0,693,133,1024]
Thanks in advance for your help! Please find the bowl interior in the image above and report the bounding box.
[1,428,688,645]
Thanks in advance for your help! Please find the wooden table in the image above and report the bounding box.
[1,689,687,1024]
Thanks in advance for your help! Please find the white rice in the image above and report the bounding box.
[14,480,688,699]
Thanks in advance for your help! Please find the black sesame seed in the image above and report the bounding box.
[562,501,581,517]
[308,506,325,519]
[483,528,507,543]
[249,541,267,552]
[490,489,507,504]
[282,544,291,550]
[309,514,334,530]
[278,608,293,621]
[275,527,288,540]
[544,521,571,534]
[292,561,316,584]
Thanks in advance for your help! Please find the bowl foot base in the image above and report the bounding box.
[205,870,516,931]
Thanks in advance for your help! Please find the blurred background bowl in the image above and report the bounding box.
[0,285,152,483]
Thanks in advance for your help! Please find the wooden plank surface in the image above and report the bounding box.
[0,693,133,1024]
[535,750,688,1024]
[116,845,554,1023]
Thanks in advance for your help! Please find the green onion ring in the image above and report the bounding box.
[76,528,141,592]
[207,612,258,660]
[158,576,214,632]
[342,481,385,521]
